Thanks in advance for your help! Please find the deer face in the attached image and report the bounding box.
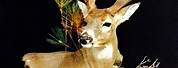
[77,0,140,48]
[79,10,117,48]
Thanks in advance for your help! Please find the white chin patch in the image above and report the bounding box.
[81,43,93,48]
[81,42,100,48]
[97,45,113,59]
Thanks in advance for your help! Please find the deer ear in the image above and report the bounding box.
[114,2,140,26]
[77,1,88,18]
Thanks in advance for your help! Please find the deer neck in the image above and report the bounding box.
[75,44,116,67]
[76,44,116,61]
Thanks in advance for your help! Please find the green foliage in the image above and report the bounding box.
[55,0,72,8]
[55,0,80,16]
[47,0,81,48]
[47,27,67,46]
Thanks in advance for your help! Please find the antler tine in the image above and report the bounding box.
[84,0,96,10]
[107,0,131,14]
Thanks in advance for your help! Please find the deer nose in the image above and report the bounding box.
[79,38,87,45]
[79,35,93,45]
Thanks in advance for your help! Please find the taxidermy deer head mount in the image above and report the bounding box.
[22,0,140,68]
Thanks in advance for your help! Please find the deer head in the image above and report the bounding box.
[77,0,140,48]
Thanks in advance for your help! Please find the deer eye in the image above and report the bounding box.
[103,22,111,27]
[102,22,111,32]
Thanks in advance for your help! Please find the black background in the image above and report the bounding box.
[0,0,177,68]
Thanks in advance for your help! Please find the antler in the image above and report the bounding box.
[107,0,131,14]
[81,0,131,14]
